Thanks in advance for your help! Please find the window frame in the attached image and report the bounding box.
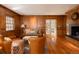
[6,16,15,31]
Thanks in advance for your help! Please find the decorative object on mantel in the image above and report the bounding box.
[71,12,79,20]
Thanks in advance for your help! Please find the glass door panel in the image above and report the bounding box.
[46,19,57,43]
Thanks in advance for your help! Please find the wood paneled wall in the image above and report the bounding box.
[0,5,66,38]
[20,15,66,36]
[66,5,79,35]
[0,5,21,38]
[20,16,45,36]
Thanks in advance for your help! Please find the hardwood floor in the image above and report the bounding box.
[46,36,79,54]
[0,36,79,54]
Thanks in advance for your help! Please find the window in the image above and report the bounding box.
[6,16,14,31]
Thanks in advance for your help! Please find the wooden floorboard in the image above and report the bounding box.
[46,36,79,54]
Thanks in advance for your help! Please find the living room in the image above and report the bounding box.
[0,4,79,54]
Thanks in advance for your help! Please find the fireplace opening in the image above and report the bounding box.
[71,26,79,38]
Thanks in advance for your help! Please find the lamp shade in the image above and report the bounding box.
[21,24,25,28]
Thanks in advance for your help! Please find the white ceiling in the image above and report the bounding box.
[2,4,78,15]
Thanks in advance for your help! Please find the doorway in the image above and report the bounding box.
[46,19,57,42]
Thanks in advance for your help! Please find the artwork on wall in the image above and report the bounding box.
[71,12,79,20]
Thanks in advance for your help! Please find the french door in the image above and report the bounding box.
[46,19,57,42]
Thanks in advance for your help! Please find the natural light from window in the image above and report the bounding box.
[6,16,14,31]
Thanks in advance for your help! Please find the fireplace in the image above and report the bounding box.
[71,26,79,39]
